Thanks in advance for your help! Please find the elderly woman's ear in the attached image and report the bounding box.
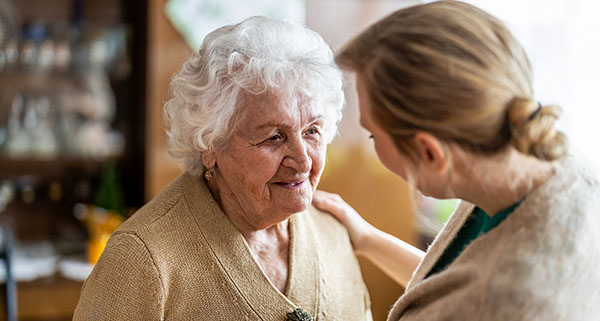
[202,151,217,170]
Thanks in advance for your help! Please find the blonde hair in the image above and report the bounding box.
[337,1,567,161]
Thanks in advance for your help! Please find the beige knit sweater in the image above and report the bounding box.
[388,155,600,321]
[74,173,372,320]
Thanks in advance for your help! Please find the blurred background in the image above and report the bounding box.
[0,0,597,320]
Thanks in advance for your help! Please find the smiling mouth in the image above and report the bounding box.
[274,180,305,190]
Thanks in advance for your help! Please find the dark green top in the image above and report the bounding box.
[426,200,522,278]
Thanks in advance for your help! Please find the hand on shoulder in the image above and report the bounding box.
[312,190,376,255]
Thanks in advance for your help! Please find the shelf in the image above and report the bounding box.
[0,156,110,180]
[0,274,84,321]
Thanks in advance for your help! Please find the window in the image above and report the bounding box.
[462,0,600,166]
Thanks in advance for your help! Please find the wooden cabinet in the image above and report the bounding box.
[0,0,147,319]
[145,0,188,198]
[0,277,82,321]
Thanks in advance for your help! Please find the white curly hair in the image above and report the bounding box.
[164,16,345,176]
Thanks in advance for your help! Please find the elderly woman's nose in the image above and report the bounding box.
[282,138,312,172]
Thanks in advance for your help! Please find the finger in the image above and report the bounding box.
[314,190,335,199]
[313,190,328,199]
[312,192,329,209]
[314,190,344,203]
[313,194,338,211]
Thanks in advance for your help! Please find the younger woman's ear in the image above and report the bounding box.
[412,132,448,173]
[201,150,217,169]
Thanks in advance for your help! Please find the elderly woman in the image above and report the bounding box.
[313,1,600,321]
[74,16,372,321]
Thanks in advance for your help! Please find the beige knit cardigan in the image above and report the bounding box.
[74,173,372,321]
[388,155,600,321]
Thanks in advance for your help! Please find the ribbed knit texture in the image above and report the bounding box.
[74,173,372,321]
[387,154,600,321]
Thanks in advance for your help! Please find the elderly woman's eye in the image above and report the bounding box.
[305,127,320,136]
[266,133,282,141]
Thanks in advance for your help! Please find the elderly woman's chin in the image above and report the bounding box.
[263,181,315,225]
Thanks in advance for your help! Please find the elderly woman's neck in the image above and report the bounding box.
[228,210,291,244]
[205,177,291,240]
[240,219,290,249]
[452,148,556,215]
[206,176,291,293]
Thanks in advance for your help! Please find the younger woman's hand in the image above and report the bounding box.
[314,190,425,287]
[312,190,376,254]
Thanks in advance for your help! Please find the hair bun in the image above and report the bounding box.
[507,97,568,160]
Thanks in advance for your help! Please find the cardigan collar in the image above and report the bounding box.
[406,201,475,291]
[405,154,576,291]
[181,173,321,320]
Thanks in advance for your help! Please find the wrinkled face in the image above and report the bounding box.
[356,75,410,181]
[212,92,327,229]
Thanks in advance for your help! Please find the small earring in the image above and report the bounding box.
[204,169,214,181]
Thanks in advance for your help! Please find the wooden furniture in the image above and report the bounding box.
[145,0,189,197]
[0,0,148,319]
[0,276,83,321]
